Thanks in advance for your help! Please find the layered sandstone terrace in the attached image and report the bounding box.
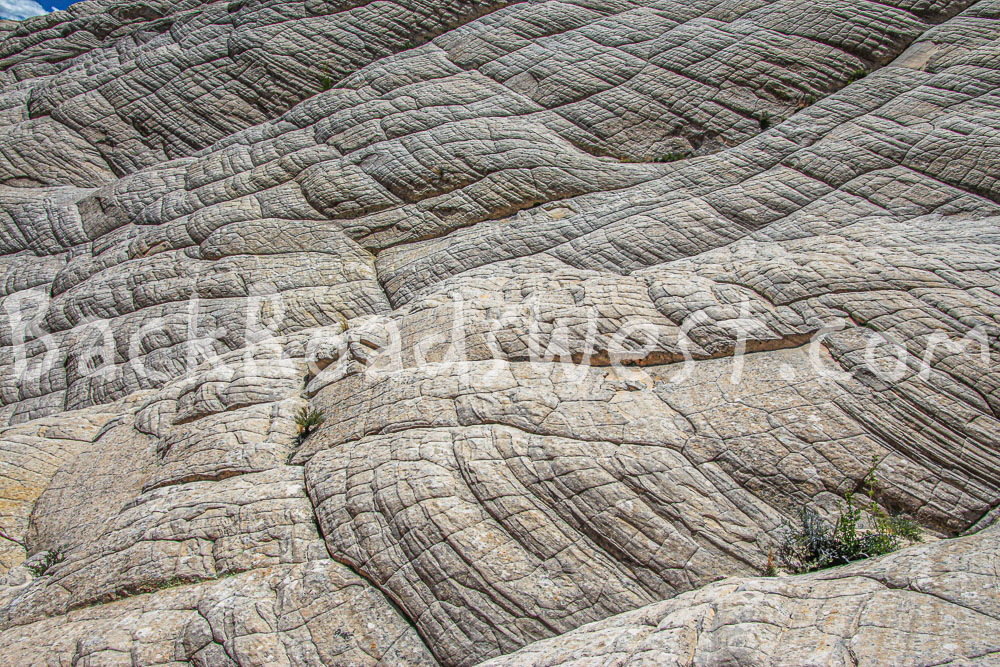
[0,0,998,663]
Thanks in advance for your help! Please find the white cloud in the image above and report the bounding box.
[0,0,47,20]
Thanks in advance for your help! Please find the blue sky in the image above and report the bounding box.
[1,0,77,21]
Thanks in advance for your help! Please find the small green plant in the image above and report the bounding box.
[847,67,868,83]
[883,513,922,541]
[757,110,771,130]
[294,407,325,445]
[775,457,921,574]
[317,64,332,91]
[656,150,691,163]
[154,576,190,591]
[25,549,64,577]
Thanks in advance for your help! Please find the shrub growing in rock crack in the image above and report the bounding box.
[775,458,921,573]
[25,549,64,577]
[317,63,333,91]
[656,151,691,163]
[847,67,868,83]
[294,407,325,446]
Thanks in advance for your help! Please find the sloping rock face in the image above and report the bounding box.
[0,0,998,664]
[479,525,1000,666]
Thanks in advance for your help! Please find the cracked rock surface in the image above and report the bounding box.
[478,524,1000,666]
[1,0,999,664]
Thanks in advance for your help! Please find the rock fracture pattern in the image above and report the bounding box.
[0,0,998,664]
